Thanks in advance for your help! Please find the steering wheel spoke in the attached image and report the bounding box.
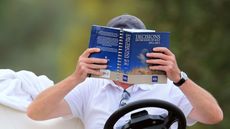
[164,112,177,128]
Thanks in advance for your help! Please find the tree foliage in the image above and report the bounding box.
[0,0,229,129]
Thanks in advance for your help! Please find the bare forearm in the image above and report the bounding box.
[27,74,80,120]
[146,47,223,124]
[27,48,107,120]
[180,79,223,124]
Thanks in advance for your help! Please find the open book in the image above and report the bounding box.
[88,25,170,84]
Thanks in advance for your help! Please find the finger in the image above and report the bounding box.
[87,64,107,69]
[87,69,104,76]
[83,58,108,64]
[146,52,170,61]
[149,65,166,71]
[146,59,168,66]
[153,47,173,56]
[82,48,100,57]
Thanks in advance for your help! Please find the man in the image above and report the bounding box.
[27,15,223,129]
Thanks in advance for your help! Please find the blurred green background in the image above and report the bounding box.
[0,0,229,129]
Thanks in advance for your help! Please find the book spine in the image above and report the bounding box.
[116,29,124,81]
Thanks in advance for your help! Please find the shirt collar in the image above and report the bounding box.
[102,80,121,89]
[132,84,154,92]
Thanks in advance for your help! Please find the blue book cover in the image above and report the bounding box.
[88,25,170,84]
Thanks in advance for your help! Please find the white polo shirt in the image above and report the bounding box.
[64,78,196,129]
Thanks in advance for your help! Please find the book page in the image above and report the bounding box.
[123,28,155,32]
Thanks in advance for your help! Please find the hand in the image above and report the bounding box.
[71,48,107,83]
[146,47,181,82]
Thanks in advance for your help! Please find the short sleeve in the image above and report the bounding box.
[168,81,197,126]
[64,78,91,120]
[177,95,197,126]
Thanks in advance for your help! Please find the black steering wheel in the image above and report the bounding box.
[104,99,186,129]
